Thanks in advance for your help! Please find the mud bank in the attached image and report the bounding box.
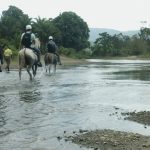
[122,111,150,126]
[64,111,150,150]
[1,55,88,70]
[64,129,150,150]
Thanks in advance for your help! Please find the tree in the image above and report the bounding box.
[93,32,113,56]
[139,27,150,51]
[53,11,90,51]
[0,5,31,48]
[32,17,61,52]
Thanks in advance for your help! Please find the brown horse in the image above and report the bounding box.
[44,53,57,74]
[18,48,38,80]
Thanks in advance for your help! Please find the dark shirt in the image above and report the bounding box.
[47,40,57,53]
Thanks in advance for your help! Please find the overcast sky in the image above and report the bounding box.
[0,0,150,31]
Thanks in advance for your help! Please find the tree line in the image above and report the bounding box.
[92,28,150,57]
[0,5,90,56]
[0,5,150,58]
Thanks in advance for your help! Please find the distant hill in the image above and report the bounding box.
[89,28,139,42]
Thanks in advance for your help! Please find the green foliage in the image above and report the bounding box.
[59,46,76,56]
[92,30,150,57]
[60,46,91,59]
[0,6,31,49]
[53,11,90,51]
[32,17,61,53]
[1,5,150,58]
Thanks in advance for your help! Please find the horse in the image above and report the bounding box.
[44,53,57,74]
[4,48,12,72]
[18,48,38,80]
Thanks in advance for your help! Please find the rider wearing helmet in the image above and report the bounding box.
[20,24,42,67]
[47,36,62,65]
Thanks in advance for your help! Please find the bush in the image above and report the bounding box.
[59,46,76,56]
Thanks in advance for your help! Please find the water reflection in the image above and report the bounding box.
[112,69,150,81]
[19,90,41,103]
[19,80,42,103]
[0,95,6,128]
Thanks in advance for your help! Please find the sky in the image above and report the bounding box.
[0,0,150,31]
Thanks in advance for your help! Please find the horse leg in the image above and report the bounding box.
[27,67,32,80]
[49,64,51,74]
[45,65,47,73]
[32,65,37,77]
[19,67,22,80]
[32,65,35,77]
[54,64,56,74]
[0,66,2,72]
[19,55,22,80]
[35,65,37,76]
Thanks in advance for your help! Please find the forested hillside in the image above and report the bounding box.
[89,28,139,42]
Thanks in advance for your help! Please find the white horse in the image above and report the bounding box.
[34,37,41,49]
[44,53,57,74]
[18,48,38,80]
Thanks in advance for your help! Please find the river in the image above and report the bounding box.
[1,59,150,150]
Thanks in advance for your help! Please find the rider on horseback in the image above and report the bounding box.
[20,25,42,67]
[47,36,62,65]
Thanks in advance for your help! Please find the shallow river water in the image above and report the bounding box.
[1,59,150,150]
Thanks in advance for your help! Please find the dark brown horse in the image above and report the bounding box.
[18,48,38,80]
[44,53,57,74]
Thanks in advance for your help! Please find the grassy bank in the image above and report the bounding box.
[2,54,150,70]
[1,55,88,70]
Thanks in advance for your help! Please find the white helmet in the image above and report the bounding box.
[49,36,53,40]
[26,25,32,30]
